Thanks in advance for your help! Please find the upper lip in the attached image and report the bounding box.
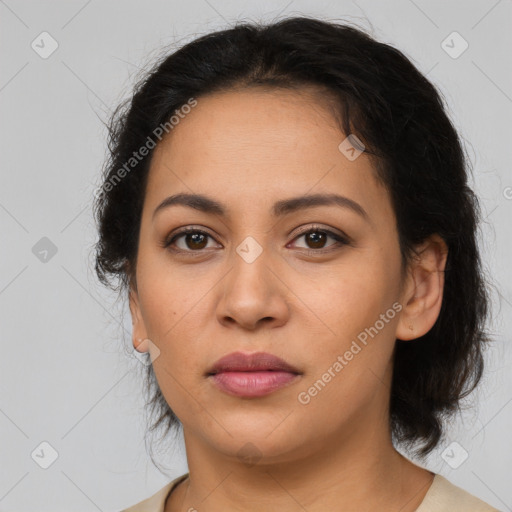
[206,351,301,375]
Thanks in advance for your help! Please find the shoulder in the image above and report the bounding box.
[120,473,189,512]
[416,474,502,512]
[119,472,501,512]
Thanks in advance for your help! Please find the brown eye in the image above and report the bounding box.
[164,228,217,252]
[182,232,209,250]
[163,225,349,256]
[304,231,328,249]
[291,227,348,252]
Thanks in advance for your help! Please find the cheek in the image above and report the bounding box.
[138,265,204,339]
[297,260,399,376]
[293,272,398,423]
[304,262,390,331]
[145,297,210,424]
[151,359,208,428]
[137,262,215,349]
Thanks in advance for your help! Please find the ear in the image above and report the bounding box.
[396,234,448,341]
[128,280,150,354]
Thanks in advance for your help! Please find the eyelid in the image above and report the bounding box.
[287,224,350,252]
[162,226,218,250]
[291,223,349,240]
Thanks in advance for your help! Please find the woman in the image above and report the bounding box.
[93,16,500,512]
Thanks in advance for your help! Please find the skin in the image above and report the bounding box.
[128,87,448,512]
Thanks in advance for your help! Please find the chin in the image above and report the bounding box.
[199,419,306,461]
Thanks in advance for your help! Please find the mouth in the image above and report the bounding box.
[206,351,301,375]
[206,351,302,398]
[207,370,301,397]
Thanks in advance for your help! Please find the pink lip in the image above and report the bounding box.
[210,371,300,397]
[206,351,302,398]
[207,351,300,374]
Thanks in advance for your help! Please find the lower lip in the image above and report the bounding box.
[209,371,300,397]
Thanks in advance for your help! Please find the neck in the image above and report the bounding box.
[166,424,433,512]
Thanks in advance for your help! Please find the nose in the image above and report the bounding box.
[216,248,290,331]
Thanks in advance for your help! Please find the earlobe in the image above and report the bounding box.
[396,234,448,341]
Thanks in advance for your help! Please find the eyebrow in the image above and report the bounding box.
[152,192,369,222]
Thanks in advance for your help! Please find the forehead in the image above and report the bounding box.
[144,88,391,224]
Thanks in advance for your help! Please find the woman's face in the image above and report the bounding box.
[129,88,418,463]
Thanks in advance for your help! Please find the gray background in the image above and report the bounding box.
[1,0,511,511]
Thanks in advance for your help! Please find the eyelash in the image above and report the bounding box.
[162,224,350,256]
